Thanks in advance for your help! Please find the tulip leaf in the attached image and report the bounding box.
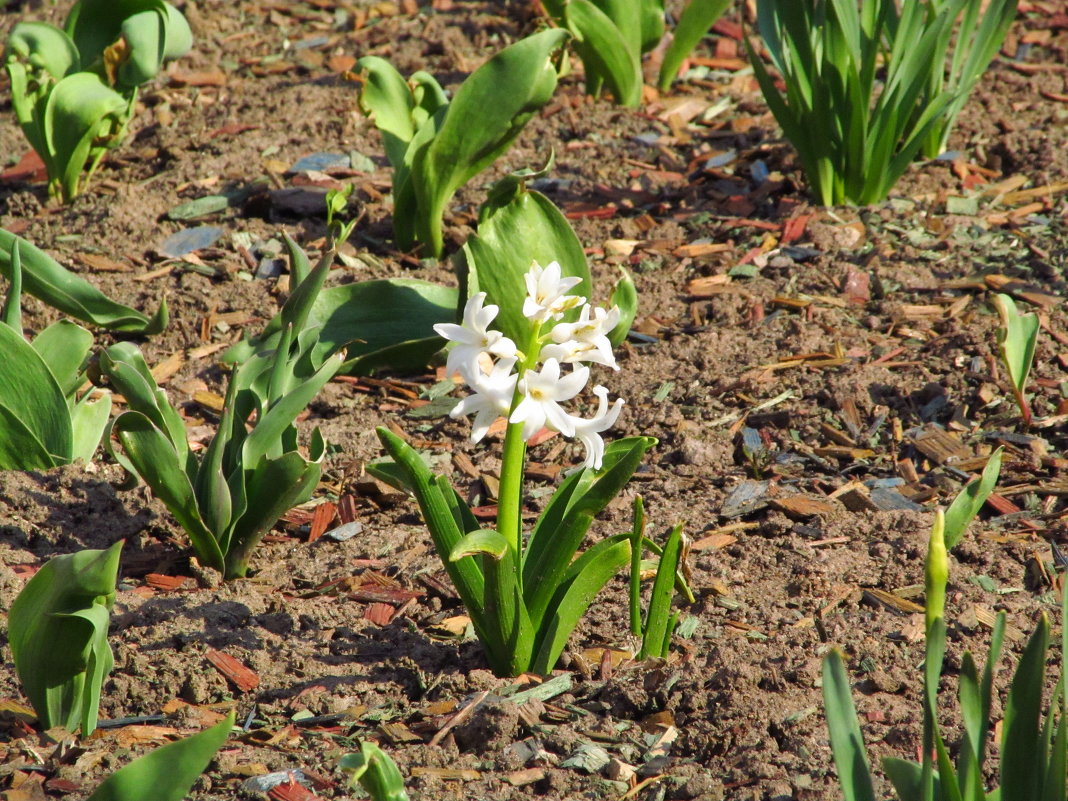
[8,541,122,736]
[44,72,129,201]
[87,711,234,801]
[32,319,93,396]
[0,321,73,467]
[565,0,641,106]
[0,229,167,333]
[608,267,637,346]
[224,277,456,375]
[992,293,1039,394]
[340,741,411,801]
[822,650,878,801]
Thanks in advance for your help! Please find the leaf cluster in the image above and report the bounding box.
[376,428,656,676]
[542,0,731,104]
[355,29,568,258]
[98,248,343,579]
[0,239,113,470]
[748,0,1015,206]
[3,0,192,200]
[9,541,122,735]
[820,449,1068,801]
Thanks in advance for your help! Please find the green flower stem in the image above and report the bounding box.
[496,324,543,564]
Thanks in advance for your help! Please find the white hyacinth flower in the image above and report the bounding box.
[449,357,518,442]
[510,358,589,441]
[522,261,585,323]
[568,386,625,471]
[541,305,621,369]
[434,293,517,382]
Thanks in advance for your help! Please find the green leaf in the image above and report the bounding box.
[460,173,591,347]
[223,278,455,375]
[412,28,569,256]
[87,711,233,801]
[523,436,656,630]
[822,650,878,801]
[69,390,113,463]
[0,229,167,333]
[0,322,73,467]
[339,741,411,801]
[608,266,636,346]
[531,535,632,674]
[43,72,129,201]
[992,293,1039,395]
[450,529,510,561]
[356,56,419,169]
[1000,613,1050,801]
[657,0,731,91]
[944,447,1002,549]
[565,0,641,106]
[8,541,122,735]
[31,319,93,397]
[111,411,225,572]
[638,523,683,659]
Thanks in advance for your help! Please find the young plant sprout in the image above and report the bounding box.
[376,260,664,677]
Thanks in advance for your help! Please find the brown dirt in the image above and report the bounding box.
[2,2,1068,800]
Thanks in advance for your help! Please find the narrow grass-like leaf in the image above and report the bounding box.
[523,436,656,629]
[657,0,731,91]
[87,711,234,801]
[821,650,878,801]
[1000,612,1049,801]
[638,523,683,659]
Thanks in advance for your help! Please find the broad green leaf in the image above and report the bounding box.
[356,56,419,168]
[822,650,878,801]
[5,21,80,84]
[31,319,93,397]
[0,322,73,465]
[657,0,731,91]
[639,0,666,53]
[565,0,641,106]
[43,72,129,201]
[944,447,1002,549]
[87,711,234,801]
[116,8,171,87]
[0,404,58,470]
[69,391,113,463]
[413,28,568,256]
[8,541,121,735]
[461,175,590,346]
[0,229,167,333]
[531,535,631,674]
[111,411,225,572]
[340,741,411,801]
[223,278,455,374]
[99,342,190,466]
[880,757,923,801]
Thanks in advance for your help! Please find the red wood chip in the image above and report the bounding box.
[308,501,337,543]
[144,573,190,591]
[338,495,360,524]
[0,150,47,184]
[363,602,396,625]
[205,650,260,692]
[268,781,322,801]
[781,213,813,244]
